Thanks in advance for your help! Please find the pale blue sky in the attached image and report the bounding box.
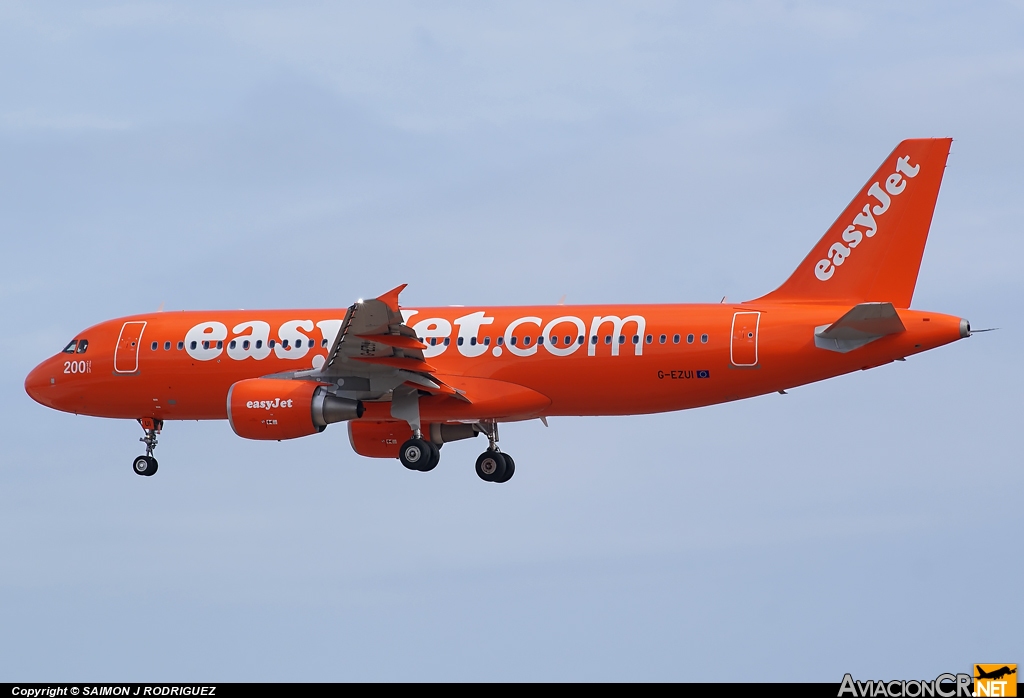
[1,1,1021,681]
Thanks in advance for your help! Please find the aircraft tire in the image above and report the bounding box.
[133,455,157,477]
[421,441,441,472]
[494,453,515,483]
[475,450,506,482]
[400,438,432,471]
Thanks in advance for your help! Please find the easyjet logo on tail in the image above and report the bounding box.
[815,155,921,282]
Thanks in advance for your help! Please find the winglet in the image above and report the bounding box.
[376,284,408,312]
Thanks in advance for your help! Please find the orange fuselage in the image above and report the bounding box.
[25,303,966,423]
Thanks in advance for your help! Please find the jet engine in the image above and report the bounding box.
[227,378,363,441]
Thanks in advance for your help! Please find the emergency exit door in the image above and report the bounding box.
[730,312,760,367]
[114,321,147,374]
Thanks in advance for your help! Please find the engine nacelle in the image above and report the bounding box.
[227,378,363,441]
[348,420,479,458]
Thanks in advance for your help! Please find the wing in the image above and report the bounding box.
[287,284,466,401]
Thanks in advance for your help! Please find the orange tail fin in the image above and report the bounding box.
[752,138,952,308]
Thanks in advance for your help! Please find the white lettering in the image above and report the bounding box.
[866,181,891,215]
[885,172,906,195]
[505,316,542,357]
[895,155,920,178]
[815,154,920,282]
[454,311,494,358]
[542,316,586,357]
[852,205,878,237]
[316,319,343,352]
[275,320,313,359]
[412,317,452,358]
[228,321,271,360]
[588,315,645,356]
[185,322,227,361]
[815,260,835,281]
[841,225,863,249]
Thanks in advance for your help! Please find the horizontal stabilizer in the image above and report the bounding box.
[814,302,905,353]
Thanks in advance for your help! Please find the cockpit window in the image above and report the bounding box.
[62,340,78,354]
[76,340,89,354]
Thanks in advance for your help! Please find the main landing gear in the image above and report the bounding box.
[395,420,516,483]
[475,422,514,484]
[399,436,440,472]
[133,417,162,477]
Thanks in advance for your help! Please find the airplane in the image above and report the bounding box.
[25,138,974,483]
[976,666,1017,681]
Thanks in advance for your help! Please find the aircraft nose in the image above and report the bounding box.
[25,360,55,407]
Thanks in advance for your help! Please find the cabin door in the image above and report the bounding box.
[114,321,147,374]
[730,312,760,367]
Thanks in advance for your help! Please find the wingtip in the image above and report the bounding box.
[376,283,408,311]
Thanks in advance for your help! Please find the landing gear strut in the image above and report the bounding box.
[475,421,514,483]
[133,418,162,477]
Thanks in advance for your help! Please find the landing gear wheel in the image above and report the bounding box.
[475,450,507,482]
[133,455,158,477]
[400,438,432,471]
[494,453,515,483]
[419,441,441,472]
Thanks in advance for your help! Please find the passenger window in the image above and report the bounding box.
[76,340,89,354]
[255,340,263,349]
[604,336,611,344]
[578,336,585,345]
[470,337,477,346]
[564,336,571,345]
[282,340,289,349]
[510,336,517,346]
[645,335,652,344]
[701,334,709,343]
[497,337,504,346]
[229,340,237,350]
[618,335,625,344]
[659,334,666,344]
[687,334,694,344]
[202,341,209,350]
[322,339,329,347]
[164,341,171,351]
[216,340,223,350]
[177,341,184,350]
[268,340,276,348]
[63,340,78,354]
[151,341,158,351]
[443,337,450,346]
[591,336,598,345]
[457,337,464,346]
[243,340,250,350]
[190,341,197,350]
[673,334,680,344]
[484,337,491,346]
[308,339,315,348]
[633,335,640,344]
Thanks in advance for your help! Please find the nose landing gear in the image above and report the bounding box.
[134,418,162,477]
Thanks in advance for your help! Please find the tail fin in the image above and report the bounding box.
[752,138,952,308]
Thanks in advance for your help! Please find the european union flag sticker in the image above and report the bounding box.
[697,370,710,379]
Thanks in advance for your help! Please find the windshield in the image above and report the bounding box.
[62,339,77,354]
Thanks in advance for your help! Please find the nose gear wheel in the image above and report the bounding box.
[133,418,163,477]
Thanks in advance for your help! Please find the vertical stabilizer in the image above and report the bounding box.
[752,138,952,308]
